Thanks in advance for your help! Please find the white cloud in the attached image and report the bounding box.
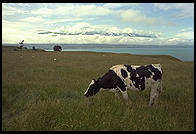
[2,19,45,43]
[6,20,191,45]
[175,28,194,39]
[119,9,166,26]
[36,23,171,45]
[176,31,194,39]
[167,28,194,45]
[21,16,45,23]
[2,3,193,45]
[74,5,112,17]
[154,3,173,10]
[2,3,29,16]
[31,4,112,18]
[103,3,139,9]
[31,7,56,17]
[154,3,194,18]
[21,16,82,25]
[42,22,159,38]
[46,18,82,24]
[36,23,194,45]
[2,20,161,44]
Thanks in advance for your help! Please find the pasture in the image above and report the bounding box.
[2,46,194,131]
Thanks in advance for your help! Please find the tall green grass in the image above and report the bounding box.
[2,47,194,130]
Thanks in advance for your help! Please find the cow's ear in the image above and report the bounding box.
[92,79,96,83]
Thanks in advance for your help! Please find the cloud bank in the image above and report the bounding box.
[37,23,158,38]
[2,3,194,45]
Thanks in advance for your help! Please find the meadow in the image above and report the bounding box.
[2,46,194,131]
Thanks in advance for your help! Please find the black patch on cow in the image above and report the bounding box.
[145,65,162,81]
[97,70,126,92]
[121,69,128,79]
[130,83,132,87]
[124,64,162,91]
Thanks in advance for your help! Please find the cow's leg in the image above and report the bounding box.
[117,87,128,104]
[114,92,119,97]
[109,88,119,97]
[158,80,162,95]
[116,80,128,104]
[113,88,120,97]
[122,90,128,103]
[149,81,160,106]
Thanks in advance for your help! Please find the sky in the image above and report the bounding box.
[2,3,194,45]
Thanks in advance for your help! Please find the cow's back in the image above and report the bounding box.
[110,64,162,91]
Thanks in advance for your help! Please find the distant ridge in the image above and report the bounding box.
[2,43,194,48]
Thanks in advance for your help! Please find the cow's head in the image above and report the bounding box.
[84,79,101,97]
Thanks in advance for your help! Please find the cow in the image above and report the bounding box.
[84,64,163,106]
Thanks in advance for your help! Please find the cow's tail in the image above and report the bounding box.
[160,79,163,93]
[156,64,163,93]
[159,64,163,93]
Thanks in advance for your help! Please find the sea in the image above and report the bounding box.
[3,44,194,61]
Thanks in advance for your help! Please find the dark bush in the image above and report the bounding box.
[53,45,62,52]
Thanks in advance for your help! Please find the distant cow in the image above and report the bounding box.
[84,64,163,105]
[53,45,62,51]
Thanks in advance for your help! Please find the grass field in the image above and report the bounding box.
[2,46,194,131]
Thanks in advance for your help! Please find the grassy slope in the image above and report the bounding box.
[2,46,194,131]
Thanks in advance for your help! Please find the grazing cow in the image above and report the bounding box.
[84,64,162,105]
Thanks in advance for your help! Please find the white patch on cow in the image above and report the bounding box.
[136,74,139,77]
[147,69,155,76]
[99,88,108,91]
[131,65,141,69]
[151,64,162,73]
[110,65,123,70]
[84,80,95,95]
[100,88,119,94]
[133,81,136,84]
[110,65,127,80]
[127,86,140,91]
[110,88,119,93]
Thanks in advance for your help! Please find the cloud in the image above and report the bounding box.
[2,3,193,45]
[21,16,45,23]
[74,5,112,17]
[20,16,82,25]
[37,23,159,38]
[35,23,193,45]
[3,3,176,27]
[118,9,166,26]
[30,4,112,18]
[46,18,82,24]
[2,19,45,43]
[167,28,194,45]
[175,28,194,39]
[4,19,193,45]
[2,3,29,16]
[167,38,193,45]
[176,31,194,39]
[154,3,194,18]
[103,3,139,9]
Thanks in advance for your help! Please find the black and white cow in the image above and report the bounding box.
[84,64,163,105]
